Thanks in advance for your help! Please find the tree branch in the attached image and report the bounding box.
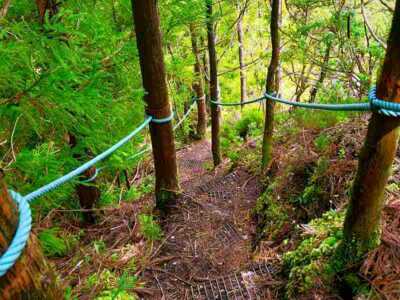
[361,0,387,49]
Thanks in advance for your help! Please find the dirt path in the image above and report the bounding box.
[143,140,278,299]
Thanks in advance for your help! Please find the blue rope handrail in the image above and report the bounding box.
[209,95,266,106]
[0,111,177,277]
[173,98,197,130]
[263,93,371,111]
[3,86,400,277]
[264,87,400,117]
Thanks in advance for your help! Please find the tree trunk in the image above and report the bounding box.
[75,168,100,223]
[68,133,100,223]
[131,0,179,210]
[0,176,62,299]
[237,7,247,108]
[189,24,207,139]
[201,36,211,115]
[309,41,332,103]
[0,0,11,18]
[35,0,58,23]
[206,0,222,166]
[341,0,400,260]
[261,0,281,170]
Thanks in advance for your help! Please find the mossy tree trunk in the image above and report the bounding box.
[0,176,62,299]
[190,23,207,139]
[206,0,222,166]
[341,0,400,260]
[261,0,281,170]
[131,0,179,210]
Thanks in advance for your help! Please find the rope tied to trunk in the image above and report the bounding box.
[146,105,174,124]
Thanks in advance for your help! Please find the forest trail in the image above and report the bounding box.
[144,140,278,299]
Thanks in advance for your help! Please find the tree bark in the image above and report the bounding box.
[0,0,11,18]
[309,41,332,103]
[261,0,281,170]
[237,5,247,108]
[68,133,100,223]
[131,0,179,210]
[342,0,400,259]
[206,0,222,166]
[189,24,207,139]
[0,176,62,299]
[35,0,58,23]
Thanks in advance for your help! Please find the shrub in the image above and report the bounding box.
[138,214,162,241]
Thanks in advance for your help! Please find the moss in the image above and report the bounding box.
[283,210,345,298]
[333,230,380,271]
[291,157,329,207]
[155,189,178,211]
[255,181,289,240]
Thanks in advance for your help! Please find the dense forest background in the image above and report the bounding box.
[0,0,397,299]
[1,0,392,215]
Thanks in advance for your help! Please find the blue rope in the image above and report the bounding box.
[24,117,152,202]
[0,117,152,277]
[265,87,400,117]
[148,111,175,124]
[173,99,197,130]
[209,95,266,106]
[0,103,192,277]
[0,191,31,277]
[264,93,371,111]
[127,98,197,161]
[368,86,400,117]
[79,166,106,184]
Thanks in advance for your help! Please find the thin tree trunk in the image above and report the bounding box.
[206,0,222,166]
[35,0,58,23]
[237,6,247,108]
[202,45,212,116]
[261,0,281,170]
[0,0,11,18]
[309,41,332,103]
[0,175,62,299]
[341,0,400,260]
[190,24,207,139]
[131,0,179,210]
[68,133,100,223]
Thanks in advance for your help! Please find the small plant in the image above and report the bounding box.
[38,227,78,257]
[338,147,346,159]
[138,214,162,240]
[93,239,107,254]
[314,133,331,152]
[86,269,138,299]
[235,108,264,140]
[109,272,137,300]
[124,187,141,202]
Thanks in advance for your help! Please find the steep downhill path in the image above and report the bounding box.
[144,140,279,299]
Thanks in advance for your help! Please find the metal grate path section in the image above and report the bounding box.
[189,263,274,300]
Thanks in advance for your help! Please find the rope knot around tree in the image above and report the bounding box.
[146,105,175,124]
[368,86,400,117]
